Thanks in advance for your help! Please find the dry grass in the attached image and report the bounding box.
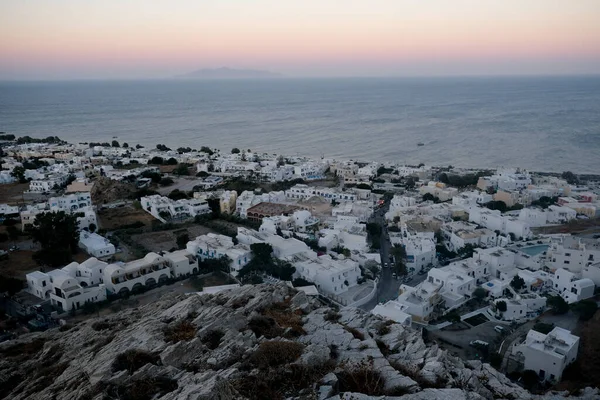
[0,182,30,204]
[91,320,113,331]
[249,341,304,370]
[93,377,178,400]
[201,329,225,350]
[336,359,386,395]
[0,338,46,359]
[97,206,155,230]
[262,302,306,338]
[112,349,160,374]
[163,320,197,343]
[390,360,448,389]
[344,326,365,341]
[324,310,341,322]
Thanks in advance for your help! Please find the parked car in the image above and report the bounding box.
[494,325,505,333]
[469,340,489,347]
[8,245,19,252]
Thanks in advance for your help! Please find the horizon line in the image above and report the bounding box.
[1,72,600,83]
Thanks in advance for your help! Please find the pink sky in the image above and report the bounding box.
[1,0,599,79]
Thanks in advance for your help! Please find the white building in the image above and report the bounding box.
[550,268,595,304]
[163,249,198,278]
[141,195,210,222]
[468,206,532,239]
[285,184,357,202]
[389,224,437,274]
[478,168,532,192]
[372,300,412,326]
[235,190,287,218]
[291,253,361,296]
[49,192,92,212]
[582,262,600,287]
[26,258,109,312]
[0,170,16,184]
[28,173,69,193]
[440,221,499,252]
[546,235,600,273]
[518,206,577,227]
[79,231,115,258]
[0,203,19,216]
[186,233,252,276]
[512,327,579,382]
[20,201,97,232]
[103,253,171,295]
[493,294,546,321]
[419,181,459,202]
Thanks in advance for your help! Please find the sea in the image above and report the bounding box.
[1,76,599,173]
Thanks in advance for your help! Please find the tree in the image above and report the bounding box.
[422,193,437,202]
[571,300,598,321]
[141,170,161,183]
[200,146,214,155]
[473,287,487,301]
[176,233,190,250]
[11,166,26,183]
[122,142,129,148]
[241,152,247,161]
[547,295,569,314]
[277,155,285,167]
[231,148,240,154]
[6,225,19,242]
[521,370,539,390]
[510,275,526,291]
[173,164,190,176]
[111,140,120,148]
[168,189,188,201]
[561,171,578,185]
[136,144,144,149]
[149,156,164,165]
[29,211,79,267]
[196,171,209,178]
[159,177,174,186]
[496,300,507,312]
[532,322,554,334]
[165,157,178,165]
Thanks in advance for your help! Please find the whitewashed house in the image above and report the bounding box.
[186,233,252,276]
[512,327,579,382]
[79,231,115,258]
[103,253,171,295]
[550,268,595,304]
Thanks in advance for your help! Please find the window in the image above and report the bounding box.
[565,253,571,257]
[571,287,578,294]
[564,260,570,264]
[42,281,46,287]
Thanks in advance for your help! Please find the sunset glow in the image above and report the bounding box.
[1,0,599,79]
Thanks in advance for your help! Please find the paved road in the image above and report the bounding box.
[360,203,403,311]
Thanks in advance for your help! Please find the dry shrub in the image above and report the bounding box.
[99,377,178,400]
[390,360,447,389]
[164,320,197,343]
[0,338,46,359]
[230,295,254,309]
[376,323,392,336]
[324,310,341,322]
[249,341,304,370]
[234,360,336,400]
[201,329,225,350]
[28,362,69,395]
[248,315,283,339]
[263,302,306,337]
[91,320,112,331]
[375,339,390,356]
[91,334,115,355]
[337,359,386,395]
[113,349,160,374]
[344,326,365,341]
[59,323,74,332]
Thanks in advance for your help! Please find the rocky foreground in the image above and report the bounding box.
[0,284,597,400]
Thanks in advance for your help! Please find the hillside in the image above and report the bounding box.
[0,284,597,400]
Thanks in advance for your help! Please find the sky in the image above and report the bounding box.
[1,0,600,79]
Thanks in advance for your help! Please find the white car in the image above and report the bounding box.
[494,325,505,333]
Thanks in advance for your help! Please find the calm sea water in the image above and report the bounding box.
[1,77,599,173]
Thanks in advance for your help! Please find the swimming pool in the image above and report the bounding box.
[518,244,549,256]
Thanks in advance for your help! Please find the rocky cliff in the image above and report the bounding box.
[0,284,597,400]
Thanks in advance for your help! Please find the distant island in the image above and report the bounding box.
[175,67,283,79]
